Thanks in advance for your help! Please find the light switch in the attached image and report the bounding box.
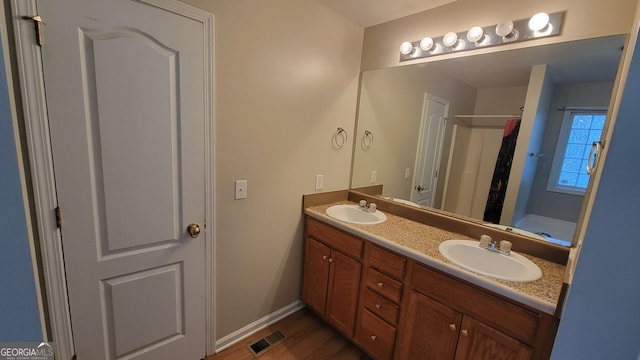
[405,168,411,179]
[371,170,377,183]
[235,180,247,200]
[315,175,324,190]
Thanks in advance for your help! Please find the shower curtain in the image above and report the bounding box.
[483,119,521,223]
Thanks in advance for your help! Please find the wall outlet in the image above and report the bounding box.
[405,168,411,179]
[235,180,247,200]
[315,174,324,190]
[371,170,377,183]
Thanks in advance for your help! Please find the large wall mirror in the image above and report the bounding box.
[351,35,625,247]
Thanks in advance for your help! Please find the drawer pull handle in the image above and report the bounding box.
[375,304,381,309]
[449,323,456,331]
[461,329,469,337]
[377,282,384,288]
[371,335,377,341]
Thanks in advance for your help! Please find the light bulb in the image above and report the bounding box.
[466,26,484,43]
[495,21,514,37]
[419,37,434,51]
[496,20,519,42]
[529,12,550,31]
[443,32,458,47]
[400,41,414,55]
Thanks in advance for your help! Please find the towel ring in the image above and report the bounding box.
[361,130,374,149]
[333,127,348,149]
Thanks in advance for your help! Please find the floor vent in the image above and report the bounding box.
[248,330,285,357]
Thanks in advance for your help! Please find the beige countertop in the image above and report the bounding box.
[305,201,565,315]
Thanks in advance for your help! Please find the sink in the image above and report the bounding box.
[325,204,387,225]
[438,240,542,282]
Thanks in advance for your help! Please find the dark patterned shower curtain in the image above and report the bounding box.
[483,119,521,223]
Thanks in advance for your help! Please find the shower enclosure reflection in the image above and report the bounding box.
[351,35,625,246]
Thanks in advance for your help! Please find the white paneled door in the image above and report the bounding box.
[411,94,449,207]
[38,0,210,358]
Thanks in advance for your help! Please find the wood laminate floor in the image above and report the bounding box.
[206,307,370,360]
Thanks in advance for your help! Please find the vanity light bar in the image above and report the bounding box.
[399,11,564,62]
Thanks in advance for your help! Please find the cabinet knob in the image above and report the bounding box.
[449,323,456,331]
[375,304,381,309]
[377,282,384,288]
[322,255,328,260]
[370,335,377,341]
[461,329,469,337]
[328,258,334,263]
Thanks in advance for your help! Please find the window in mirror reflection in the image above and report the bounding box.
[548,110,606,195]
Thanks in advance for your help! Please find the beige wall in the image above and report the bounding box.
[351,65,477,201]
[180,0,364,339]
[361,0,636,70]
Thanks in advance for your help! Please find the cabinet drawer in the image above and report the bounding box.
[364,268,403,303]
[307,217,363,259]
[367,243,406,280]
[361,288,399,326]
[356,309,396,360]
[410,263,539,345]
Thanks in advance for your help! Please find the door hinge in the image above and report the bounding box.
[55,206,62,228]
[22,15,44,46]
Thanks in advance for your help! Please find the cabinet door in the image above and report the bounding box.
[455,316,532,360]
[396,291,461,359]
[302,237,331,315]
[326,250,362,337]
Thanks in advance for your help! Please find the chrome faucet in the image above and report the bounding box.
[359,200,378,213]
[479,235,512,256]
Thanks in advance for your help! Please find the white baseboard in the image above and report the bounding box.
[214,300,305,353]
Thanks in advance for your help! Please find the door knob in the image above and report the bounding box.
[187,223,201,238]
[415,185,425,191]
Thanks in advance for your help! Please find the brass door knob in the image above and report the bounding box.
[187,223,201,238]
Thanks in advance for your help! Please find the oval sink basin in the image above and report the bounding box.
[325,204,387,225]
[438,240,542,282]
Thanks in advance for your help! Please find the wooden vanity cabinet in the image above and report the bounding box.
[397,289,531,359]
[302,216,558,360]
[355,243,406,360]
[395,262,557,360]
[455,316,532,360]
[302,217,363,337]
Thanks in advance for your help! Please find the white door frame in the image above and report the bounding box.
[9,0,216,358]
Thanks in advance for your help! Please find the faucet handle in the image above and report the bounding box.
[480,235,492,247]
[369,203,377,212]
[499,240,512,253]
[359,200,367,208]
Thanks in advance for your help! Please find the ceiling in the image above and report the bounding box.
[316,0,456,27]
